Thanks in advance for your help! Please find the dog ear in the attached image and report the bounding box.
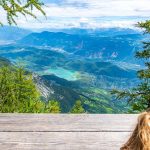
[139,123,150,150]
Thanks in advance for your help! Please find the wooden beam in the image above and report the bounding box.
[0,132,130,150]
[0,114,137,132]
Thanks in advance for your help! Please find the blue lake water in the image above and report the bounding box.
[43,67,80,81]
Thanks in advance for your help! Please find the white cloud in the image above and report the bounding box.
[0,0,150,29]
[14,17,142,30]
[42,0,150,17]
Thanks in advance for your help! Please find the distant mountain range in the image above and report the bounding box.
[36,27,142,36]
[0,44,137,79]
[0,26,31,41]
[0,26,144,113]
[19,30,143,62]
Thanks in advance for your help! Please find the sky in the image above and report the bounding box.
[1,0,150,30]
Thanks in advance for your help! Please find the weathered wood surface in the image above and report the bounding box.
[0,114,138,150]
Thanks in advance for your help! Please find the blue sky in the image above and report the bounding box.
[1,0,150,30]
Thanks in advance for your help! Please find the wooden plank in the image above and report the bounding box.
[0,114,137,150]
[0,114,138,132]
[0,132,130,150]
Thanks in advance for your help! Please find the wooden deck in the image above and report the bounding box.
[0,114,138,150]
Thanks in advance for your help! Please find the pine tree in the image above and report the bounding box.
[0,66,42,112]
[0,0,45,25]
[45,100,61,113]
[70,100,85,114]
[112,20,150,112]
[0,66,16,112]
[14,67,40,112]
